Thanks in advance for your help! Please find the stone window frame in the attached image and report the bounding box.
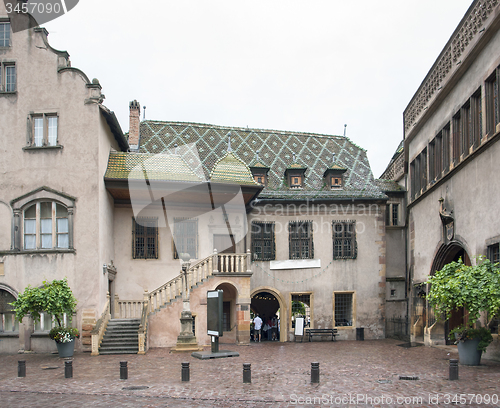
[0,61,16,93]
[251,221,276,261]
[173,217,198,260]
[11,187,75,253]
[332,220,357,259]
[0,284,18,334]
[333,290,356,329]
[290,292,313,330]
[0,20,11,47]
[24,112,61,150]
[132,217,159,260]
[288,221,314,260]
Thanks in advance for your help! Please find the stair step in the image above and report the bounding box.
[99,350,139,355]
[99,346,139,352]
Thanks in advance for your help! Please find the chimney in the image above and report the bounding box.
[128,100,140,150]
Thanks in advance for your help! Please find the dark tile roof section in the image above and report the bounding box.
[374,179,405,193]
[138,121,387,200]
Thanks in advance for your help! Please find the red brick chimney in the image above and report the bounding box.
[128,100,140,149]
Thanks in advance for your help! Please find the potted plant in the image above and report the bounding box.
[10,278,79,357]
[424,257,500,365]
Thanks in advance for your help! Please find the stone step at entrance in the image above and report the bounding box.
[99,318,140,355]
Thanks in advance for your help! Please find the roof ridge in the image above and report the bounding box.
[141,120,349,142]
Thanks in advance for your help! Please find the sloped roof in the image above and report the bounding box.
[210,151,261,186]
[138,121,387,200]
[374,179,404,193]
[104,151,203,182]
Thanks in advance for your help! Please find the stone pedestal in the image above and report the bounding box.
[171,302,202,352]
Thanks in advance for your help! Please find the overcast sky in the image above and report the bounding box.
[42,0,473,177]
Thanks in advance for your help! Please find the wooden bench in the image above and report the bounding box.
[306,328,338,342]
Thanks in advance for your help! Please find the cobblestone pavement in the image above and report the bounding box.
[0,339,499,407]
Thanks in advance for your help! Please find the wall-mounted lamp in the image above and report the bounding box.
[103,264,107,275]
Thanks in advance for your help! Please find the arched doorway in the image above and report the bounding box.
[215,282,238,344]
[430,241,471,344]
[251,288,285,342]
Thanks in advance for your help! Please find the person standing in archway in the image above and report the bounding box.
[253,314,263,342]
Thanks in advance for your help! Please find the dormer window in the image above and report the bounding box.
[285,155,307,190]
[254,174,266,186]
[290,175,303,188]
[249,151,270,188]
[323,157,347,191]
[331,176,343,189]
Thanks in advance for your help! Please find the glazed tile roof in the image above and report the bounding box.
[137,121,387,200]
[210,151,261,186]
[104,151,203,182]
[374,179,405,193]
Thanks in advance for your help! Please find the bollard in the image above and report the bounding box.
[311,362,320,383]
[65,360,73,378]
[449,359,459,381]
[243,363,251,383]
[18,360,26,378]
[181,362,190,382]
[120,361,128,380]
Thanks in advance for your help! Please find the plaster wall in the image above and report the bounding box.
[0,12,122,350]
[248,201,386,341]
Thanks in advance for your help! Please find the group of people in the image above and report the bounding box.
[251,314,279,341]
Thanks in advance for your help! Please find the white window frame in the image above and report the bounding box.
[30,114,59,147]
[23,201,69,250]
[0,21,11,47]
[0,62,16,92]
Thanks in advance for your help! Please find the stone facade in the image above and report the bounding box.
[0,3,394,354]
[383,0,500,359]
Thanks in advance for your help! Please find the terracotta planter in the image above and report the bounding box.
[457,337,482,366]
[55,339,75,358]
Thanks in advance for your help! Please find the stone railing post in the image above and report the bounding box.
[213,249,219,273]
[246,249,252,272]
[114,294,120,319]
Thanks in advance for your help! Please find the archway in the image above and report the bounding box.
[215,282,238,344]
[430,241,471,344]
[251,288,286,342]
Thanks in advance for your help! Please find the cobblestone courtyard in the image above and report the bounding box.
[0,339,499,407]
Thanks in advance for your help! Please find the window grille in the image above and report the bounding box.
[332,221,357,259]
[251,222,275,261]
[0,290,18,333]
[334,293,353,326]
[133,217,158,259]
[288,221,313,259]
[173,218,198,259]
[392,204,399,227]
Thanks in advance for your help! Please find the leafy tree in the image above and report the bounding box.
[10,278,77,327]
[424,256,500,350]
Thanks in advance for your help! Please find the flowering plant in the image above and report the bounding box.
[49,326,79,343]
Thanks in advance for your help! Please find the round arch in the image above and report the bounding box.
[429,240,471,344]
[431,240,471,274]
[251,286,287,342]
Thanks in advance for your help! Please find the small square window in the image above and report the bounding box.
[331,176,342,189]
[290,176,302,188]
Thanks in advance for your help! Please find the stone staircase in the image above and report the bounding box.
[98,318,140,355]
